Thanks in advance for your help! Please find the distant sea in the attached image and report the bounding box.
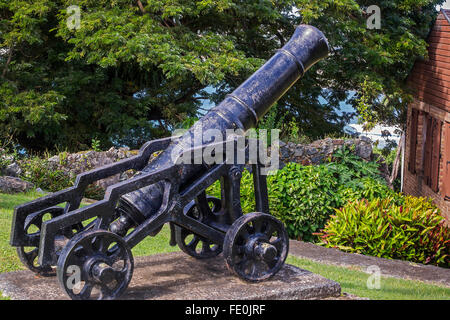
[200,88,399,149]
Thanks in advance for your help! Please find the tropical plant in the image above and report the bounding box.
[268,163,341,242]
[317,197,449,267]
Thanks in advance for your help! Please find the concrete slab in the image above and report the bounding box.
[0,252,341,300]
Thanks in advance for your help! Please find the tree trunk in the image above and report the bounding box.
[389,131,405,186]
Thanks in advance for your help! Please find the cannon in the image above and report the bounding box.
[10,25,329,300]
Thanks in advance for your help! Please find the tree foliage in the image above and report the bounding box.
[0,0,443,152]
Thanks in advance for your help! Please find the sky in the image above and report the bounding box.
[438,0,450,9]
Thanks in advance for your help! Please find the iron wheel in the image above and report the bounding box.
[57,230,133,300]
[223,212,288,282]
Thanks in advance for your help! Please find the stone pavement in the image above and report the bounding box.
[0,252,341,300]
[289,240,450,287]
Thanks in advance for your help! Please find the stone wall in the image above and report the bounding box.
[1,137,390,194]
[279,137,373,165]
[278,136,390,183]
[0,147,140,194]
[45,147,139,191]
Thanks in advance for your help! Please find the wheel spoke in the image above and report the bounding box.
[264,223,275,239]
[266,256,278,269]
[238,226,250,240]
[252,260,267,278]
[67,249,84,268]
[25,248,39,264]
[270,238,283,251]
[108,246,125,262]
[99,284,113,300]
[78,238,94,255]
[248,261,257,276]
[98,236,114,254]
[187,235,200,250]
[253,219,264,234]
[115,269,127,283]
[78,282,94,300]
[200,241,209,254]
[234,245,245,256]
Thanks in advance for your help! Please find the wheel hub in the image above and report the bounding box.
[254,242,277,262]
[246,237,277,262]
[91,262,116,284]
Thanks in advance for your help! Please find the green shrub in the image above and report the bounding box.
[207,170,256,215]
[337,177,403,206]
[268,163,341,242]
[19,157,108,200]
[208,157,398,242]
[91,138,101,152]
[317,197,450,267]
[268,155,399,241]
[0,148,13,172]
[327,146,381,181]
[207,146,398,242]
[209,163,343,242]
[19,157,74,192]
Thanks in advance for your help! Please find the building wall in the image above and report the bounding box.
[408,12,450,114]
[403,100,449,223]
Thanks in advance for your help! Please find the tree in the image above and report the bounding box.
[296,0,443,131]
[0,0,443,152]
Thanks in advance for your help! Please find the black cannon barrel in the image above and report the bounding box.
[111,25,329,233]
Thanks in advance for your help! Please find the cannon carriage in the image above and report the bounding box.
[10,24,329,300]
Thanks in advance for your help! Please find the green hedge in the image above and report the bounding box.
[207,146,400,242]
[317,197,449,267]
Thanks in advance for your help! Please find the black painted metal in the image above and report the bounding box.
[223,212,289,282]
[116,25,329,229]
[10,24,329,300]
[175,194,224,259]
[57,230,134,300]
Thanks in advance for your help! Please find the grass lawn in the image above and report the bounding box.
[286,256,450,300]
[1,191,449,300]
[0,191,178,274]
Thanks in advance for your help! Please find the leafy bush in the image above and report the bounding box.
[208,152,398,242]
[19,157,74,192]
[208,164,343,242]
[0,148,13,173]
[337,177,403,206]
[207,170,256,215]
[328,145,381,180]
[268,163,341,242]
[317,197,449,267]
